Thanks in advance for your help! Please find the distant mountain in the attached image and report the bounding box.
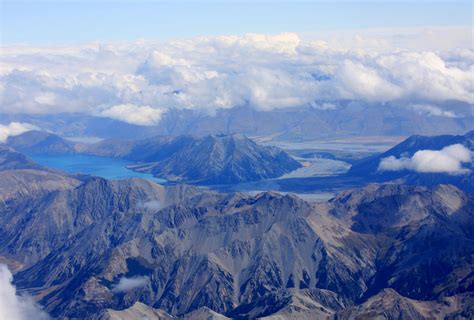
[347,131,474,192]
[0,146,80,224]
[2,102,473,140]
[1,160,472,319]
[122,134,302,184]
[7,131,302,184]
[348,130,473,176]
[6,130,77,155]
[0,145,42,171]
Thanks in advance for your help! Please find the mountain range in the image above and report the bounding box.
[2,103,473,141]
[6,131,302,185]
[0,149,472,319]
[347,130,474,192]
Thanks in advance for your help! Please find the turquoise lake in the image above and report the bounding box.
[31,154,167,183]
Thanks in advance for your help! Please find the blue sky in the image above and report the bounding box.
[1,1,472,45]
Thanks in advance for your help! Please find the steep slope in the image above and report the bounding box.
[127,134,302,184]
[2,173,471,318]
[0,146,79,207]
[8,131,302,184]
[329,183,474,301]
[5,180,368,318]
[335,289,474,320]
[81,133,302,184]
[0,177,208,267]
[96,302,175,320]
[183,307,231,319]
[95,303,233,320]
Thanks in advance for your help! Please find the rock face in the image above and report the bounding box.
[335,289,474,320]
[124,134,302,184]
[347,131,474,192]
[7,131,302,184]
[1,154,472,319]
[0,146,80,215]
[96,302,175,320]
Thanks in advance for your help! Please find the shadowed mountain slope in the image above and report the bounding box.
[0,161,471,319]
[347,131,474,192]
[7,131,302,184]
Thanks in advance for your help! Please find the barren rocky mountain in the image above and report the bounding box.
[0,146,80,205]
[2,3,473,319]
[6,130,77,155]
[335,289,473,320]
[0,151,472,319]
[6,131,302,184]
[3,103,473,141]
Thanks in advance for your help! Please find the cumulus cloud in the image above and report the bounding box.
[0,122,38,143]
[0,28,473,122]
[0,264,49,320]
[378,144,472,174]
[111,275,150,293]
[98,104,164,126]
[409,104,457,118]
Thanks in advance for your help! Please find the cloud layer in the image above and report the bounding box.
[112,276,150,293]
[0,122,38,143]
[1,28,473,126]
[378,144,472,174]
[0,264,49,320]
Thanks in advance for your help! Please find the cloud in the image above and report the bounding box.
[0,28,473,122]
[378,144,472,174]
[0,264,50,320]
[409,104,457,118]
[111,276,150,293]
[330,60,402,102]
[0,122,38,143]
[140,200,162,211]
[98,104,164,126]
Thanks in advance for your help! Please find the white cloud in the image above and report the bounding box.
[0,122,38,143]
[330,60,402,102]
[98,104,164,126]
[378,144,472,174]
[112,276,150,293]
[141,200,162,211]
[0,264,49,320]
[409,104,457,118]
[0,28,473,121]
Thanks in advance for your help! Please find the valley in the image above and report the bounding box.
[1,5,473,319]
[30,154,167,183]
[0,130,472,319]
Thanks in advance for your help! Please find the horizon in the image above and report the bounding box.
[1,0,472,45]
[0,1,474,320]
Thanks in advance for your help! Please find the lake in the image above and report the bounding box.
[31,154,167,183]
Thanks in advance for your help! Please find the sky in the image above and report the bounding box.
[0,0,472,127]
[1,1,472,45]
